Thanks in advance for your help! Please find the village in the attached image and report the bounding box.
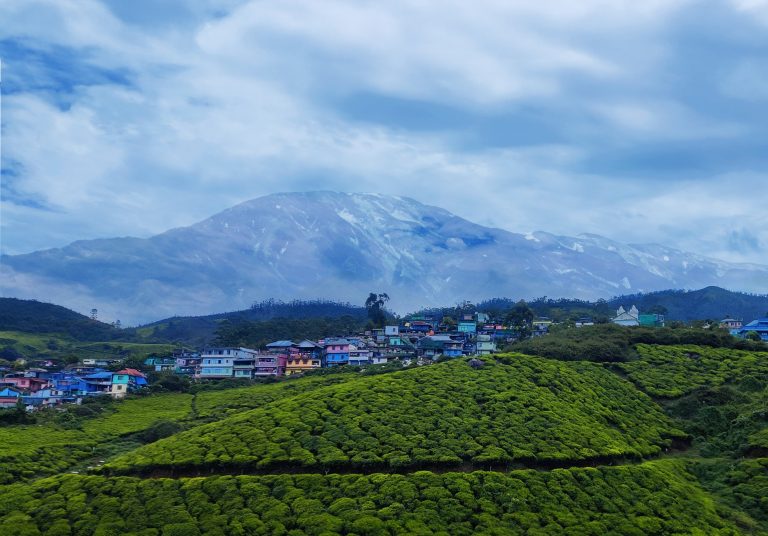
[2,306,767,411]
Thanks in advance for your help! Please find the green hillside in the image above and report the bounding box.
[0,461,739,535]
[105,356,683,475]
[0,298,124,341]
[2,341,768,534]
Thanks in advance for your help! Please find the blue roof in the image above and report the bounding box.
[0,387,20,397]
[266,340,295,348]
[83,372,113,380]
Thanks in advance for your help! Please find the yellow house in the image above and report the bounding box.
[284,340,322,375]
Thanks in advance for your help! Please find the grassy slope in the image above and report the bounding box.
[0,460,740,536]
[618,344,768,398]
[106,356,683,474]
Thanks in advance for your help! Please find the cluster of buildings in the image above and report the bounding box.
[0,367,147,409]
[142,312,553,380]
[720,317,768,341]
[611,305,666,327]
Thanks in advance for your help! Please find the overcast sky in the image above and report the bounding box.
[1,0,767,264]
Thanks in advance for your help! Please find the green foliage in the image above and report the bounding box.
[136,299,369,345]
[508,324,765,362]
[193,372,363,419]
[106,357,682,474]
[214,316,365,348]
[618,344,768,398]
[0,298,122,341]
[0,394,193,483]
[0,461,739,535]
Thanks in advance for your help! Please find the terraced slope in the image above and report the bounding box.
[618,345,768,398]
[106,356,684,475]
[0,461,739,536]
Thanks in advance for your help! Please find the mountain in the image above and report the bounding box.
[2,192,768,324]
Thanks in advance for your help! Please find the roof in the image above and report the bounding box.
[0,387,20,397]
[266,340,295,348]
[297,340,321,348]
[83,372,113,380]
[115,368,146,378]
[324,338,350,345]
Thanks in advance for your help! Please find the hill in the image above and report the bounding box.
[0,298,123,341]
[3,192,768,324]
[471,286,768,322]
[105,357,682,475]
[1,341,768,533]
[135,299,369,345]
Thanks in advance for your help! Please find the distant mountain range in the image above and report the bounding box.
[2,192,768,324]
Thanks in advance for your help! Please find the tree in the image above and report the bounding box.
[365,293,390,328]
[745,330,762,342]
[505,300,535,341]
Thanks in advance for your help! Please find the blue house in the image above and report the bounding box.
[739,318,768,341]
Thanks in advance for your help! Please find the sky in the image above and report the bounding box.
[1,0,768,264]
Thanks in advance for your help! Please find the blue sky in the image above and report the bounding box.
[1,0,767,264]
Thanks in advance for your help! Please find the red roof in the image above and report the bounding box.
[115,368,146,378]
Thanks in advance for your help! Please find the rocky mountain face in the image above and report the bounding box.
[2,192,767,324]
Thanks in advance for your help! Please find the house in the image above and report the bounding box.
[574,317,595,328]
[348,345,373,366]
[323,338,351,367]
[612,306,640,326]
[532,318,553,337]
[144,355,177,372]
[253,353,287,377]
[0,375,49,393]
[174,350,202,375]
[0,387,21,408]
[198,347,248,378]
[720,318,743,336]
[638,313,665,327]
[80,372,114,395]
[418,335,463,358]
[475,334,496,356]
[739,318,768,341]
[457,321,477,334]
[109,368,147,398]
[285,341,322,375]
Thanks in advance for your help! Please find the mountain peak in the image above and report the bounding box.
[2,192,767,324]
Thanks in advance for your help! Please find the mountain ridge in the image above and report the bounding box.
[2,191,767,324]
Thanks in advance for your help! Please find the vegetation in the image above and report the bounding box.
[507,324,766,362]
[105,357,683,474]
[0,298,124,341]
[213,316,366,348]
[472,286,768,323]
[618,344,768,398]
[0,394,193,483]
[134,299,369,345]
[0,460,739,535]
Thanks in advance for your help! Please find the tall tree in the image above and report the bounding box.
[365,292,390,328]
[505,300,535,341]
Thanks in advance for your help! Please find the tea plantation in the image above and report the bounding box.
[105,357,683,474]
[1,345,768,534]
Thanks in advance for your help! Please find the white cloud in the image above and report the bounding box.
[0,0,767,270]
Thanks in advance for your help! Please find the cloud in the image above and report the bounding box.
[0,0,767,271]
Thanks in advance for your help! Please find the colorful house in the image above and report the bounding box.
[739,318,768,341]
[110,369,147,398]
[285,340,322,375]
[0,387,21,408]
[323,338,351,366]
[144,355,177,372]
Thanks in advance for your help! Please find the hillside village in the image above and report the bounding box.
[2,303,767,411]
